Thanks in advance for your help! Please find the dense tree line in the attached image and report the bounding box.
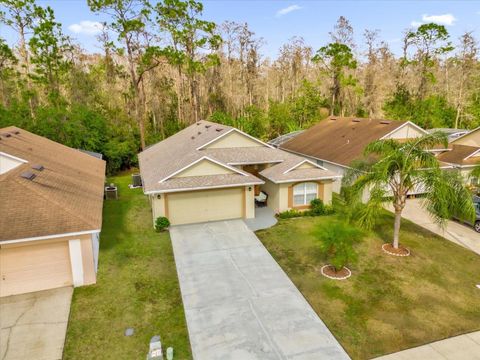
[1,0,479,173]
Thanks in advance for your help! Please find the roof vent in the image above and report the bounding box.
[205,125,211,129]
[198,131,202,135]
[352,119,361,122]
[196,122,201,126]
[330,117,337,121]
[32,164,44,171]
[20,171,36,180]
[2,133,11,138]
[380,120,391,124]
[11,130,20,135]
[215,128,223,132]
[191,136,195,140]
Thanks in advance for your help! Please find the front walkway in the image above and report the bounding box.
[170,220,350,360]
[375,331,480,360]
[0,287,73,360]
[244,206,277,231]
[386,198,480,255]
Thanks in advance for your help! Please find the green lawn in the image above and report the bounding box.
[256,214,480,360]
[63,173,191,359]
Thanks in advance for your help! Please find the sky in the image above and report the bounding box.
[1,0,479,59]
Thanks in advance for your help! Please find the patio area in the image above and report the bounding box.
[245,206,277,231]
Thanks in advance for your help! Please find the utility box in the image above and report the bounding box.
[105,184,118,200]
[132,173,142,187]
[147,335,163,360]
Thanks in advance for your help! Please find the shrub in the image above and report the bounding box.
[155,217,170,232]
[310,198,325,215]
[277,209,303,219]
[313,221,363,271]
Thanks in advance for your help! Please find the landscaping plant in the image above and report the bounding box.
[344,132,475,251]
[314,221,362,273]
[155,216,170,232]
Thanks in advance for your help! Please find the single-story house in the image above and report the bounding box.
[437,126,480,184]
[138,121,340,226]
[0,127,105,297]
[278,116,429,193]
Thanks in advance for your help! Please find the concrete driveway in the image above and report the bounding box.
[170,220,350,360]
[0,287,73,360]
[387,198,480,255]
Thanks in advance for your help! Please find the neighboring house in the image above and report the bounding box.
[0,127,105,297]
[437,127,480,184]
[280,116,428,193]
[138,120,340,226]
[427,128,469,143]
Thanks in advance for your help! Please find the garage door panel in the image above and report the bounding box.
[0,241,73,297]
[168,188,243,225]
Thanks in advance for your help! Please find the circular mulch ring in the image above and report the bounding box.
[320,265,352,280]
[382,243,411,257]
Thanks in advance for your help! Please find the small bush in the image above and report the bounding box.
[277,209,303,219]
[310,198,325,215]
[313,221,363,271]
[155,217,170,232]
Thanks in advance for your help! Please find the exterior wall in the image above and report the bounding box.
[452,129,480,147]
[383,123,425,139]
[151,194,167,223]
[244,186,255,219]
[318,181,333,205]
[321,161,347,193]
[174,159,234,177]
[261,179,281,213]
[0,153,24,175]
[205,130,264,149]
[295,162,317,170]
[80,236,96,285]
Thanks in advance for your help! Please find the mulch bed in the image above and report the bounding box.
[320,265,352,280]
[382,243,411,257]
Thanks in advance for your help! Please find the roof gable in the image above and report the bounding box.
[380,121,428,140]
[198,128,272,150]
[0,151,28,175]
[160,156,246,183]
[173,158,236,178]
[451,127,480,147]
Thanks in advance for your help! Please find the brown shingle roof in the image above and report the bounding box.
[139,121,339,193]
[437,144,480,166]
[0,127,105,241]
[280,116,408,167]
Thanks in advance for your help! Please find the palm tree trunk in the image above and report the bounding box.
[393,209,402,249]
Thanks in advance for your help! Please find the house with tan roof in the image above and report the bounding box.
[138,120,340,226]
[0,127,105,297]
[437,126,480,184]
[279,116,429,192]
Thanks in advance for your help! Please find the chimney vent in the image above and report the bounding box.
[20,171,36,180]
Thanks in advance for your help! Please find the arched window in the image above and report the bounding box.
[293,182,317,206]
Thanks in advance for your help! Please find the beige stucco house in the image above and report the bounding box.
[138,121,340,226]
[0,127,105,297]
[437,127,480,184]
[278,116,429,194]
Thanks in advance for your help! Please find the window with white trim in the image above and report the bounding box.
[293,182,317,206]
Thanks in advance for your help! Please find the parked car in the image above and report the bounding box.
[455,196,480,232]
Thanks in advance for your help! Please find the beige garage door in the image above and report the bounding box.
[0,240,73,297]
[168,187,244,225]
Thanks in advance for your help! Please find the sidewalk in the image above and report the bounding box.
[375,331,480,359]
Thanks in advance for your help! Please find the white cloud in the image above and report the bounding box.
[410,21,423,28]
[276,5,302,17]
[68,21,104,35]
[421,13,457,26]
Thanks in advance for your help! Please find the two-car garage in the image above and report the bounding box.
[151,186,254,226]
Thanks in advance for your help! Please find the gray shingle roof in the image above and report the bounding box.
[139,121,339,193]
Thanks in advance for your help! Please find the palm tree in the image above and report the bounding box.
[344,132,475,250]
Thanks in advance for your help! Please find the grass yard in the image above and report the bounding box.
[63,173,191,359]
[256,214,480,360]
